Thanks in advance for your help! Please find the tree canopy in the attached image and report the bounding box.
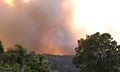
[73,32,120,72]
[0,41,56,72]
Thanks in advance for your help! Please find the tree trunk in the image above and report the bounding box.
[20,61,24,72]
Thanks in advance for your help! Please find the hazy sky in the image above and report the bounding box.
[0,0,120,55]
[72,0,120,40]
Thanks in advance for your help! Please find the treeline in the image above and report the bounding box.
[0,32,119,72]
[0,41,57,72]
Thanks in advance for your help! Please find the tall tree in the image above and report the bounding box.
[5,45,56,72]
[0,40,56,72]
[0,40,4,53]
[6,45,27,72]
[0,40,4,63]
[73,32,120,72]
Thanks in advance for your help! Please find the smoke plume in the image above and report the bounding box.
[0,0,75,55]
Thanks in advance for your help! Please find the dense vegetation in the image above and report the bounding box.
[46,55,79,72]
[0,32,120,72]
[73,32,120,72]
[0,41,56,72]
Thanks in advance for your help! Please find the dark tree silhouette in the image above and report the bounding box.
[0,41,4,53]
[0,41,4,63]
[73,32,120,72]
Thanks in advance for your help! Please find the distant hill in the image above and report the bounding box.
[46,54,80,72]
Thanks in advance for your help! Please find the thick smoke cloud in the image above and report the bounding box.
[0,0,75,55]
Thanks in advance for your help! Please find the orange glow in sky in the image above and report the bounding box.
[1,0,120,55]
[2,0,15,8]
[23,0,31,4]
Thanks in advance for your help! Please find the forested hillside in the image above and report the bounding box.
[46,55,80,72]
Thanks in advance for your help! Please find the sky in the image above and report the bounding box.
[71,0,120,46]
[0,0,120,55]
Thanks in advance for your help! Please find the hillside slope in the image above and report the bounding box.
[46,55,80,72]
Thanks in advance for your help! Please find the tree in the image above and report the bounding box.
[5,45,28,72]
[0,40,4,54]
[4,44,56,72]
[0,39,57,72]
[73,32,120,72]
[25,53,55,72]
[0,41,4,65]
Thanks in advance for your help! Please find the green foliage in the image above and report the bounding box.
[0,42,55,72]
[73,32,120,72]
[25,53,53,72]
[0,40,4,54]
[0,41,4,63]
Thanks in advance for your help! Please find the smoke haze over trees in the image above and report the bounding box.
[0,0,75,55]
[1,0,120,55]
